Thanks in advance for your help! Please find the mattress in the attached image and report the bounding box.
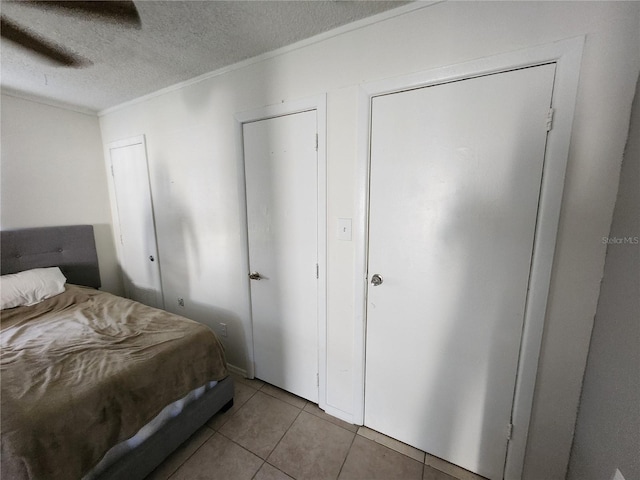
[0,285,228,480]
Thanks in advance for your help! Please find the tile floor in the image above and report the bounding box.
[145,374,486,480]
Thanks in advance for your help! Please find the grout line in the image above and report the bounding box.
[250,460,266,480]
[356,426,426,463]
[216,429,233,442]
[263,404,305,463]
[303,404,360,435]
[259,385,307,409]
[220,383,307,465]
[208,392,247,431]
[210,383,363,480]
[217,429,266,463]
[252,378,309,408]
[163,427,215,480]
[232,374,265,392]
[335,431,358,480]
[265,460,296,480]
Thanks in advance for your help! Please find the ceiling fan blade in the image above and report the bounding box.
[21,1,141,27]
[1,16,90,67]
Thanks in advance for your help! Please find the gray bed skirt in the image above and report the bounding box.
[96,375,234,480]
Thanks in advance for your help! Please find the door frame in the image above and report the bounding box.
[235,94,328,411]
[353,38,583,479]
[105,134,165,308]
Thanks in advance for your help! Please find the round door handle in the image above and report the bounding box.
[249,271,261,280]
[149,255,155,262]
[370,274,383,286]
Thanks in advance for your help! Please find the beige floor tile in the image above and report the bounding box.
[261,383,308,409]
[338,435,424,480]
[303,403,359,433]
[254,462,295,480]
[423,465,459,480]
[169,432,262,480]
[424,453,486,480]
[357,427,425,463]
[233,373,266,390]
[268,411,355,480]
[207,380,259,430]
[145,425,214,480]
[219,391,300,459]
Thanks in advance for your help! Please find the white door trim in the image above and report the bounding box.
[235,94,328,411]
[105,134,165,308]
[107,134,145,151]
[353,38,583,480]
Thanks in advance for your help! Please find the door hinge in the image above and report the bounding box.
[546,108,554,132]
[120,234,123,245]
[506,423,513,441]
[316,263,319,279]
[317,373,319,387]
[110,164,115,177]
[315,133,319,151]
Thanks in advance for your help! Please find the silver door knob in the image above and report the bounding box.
[370,274,383,286]
[249,271,261,280]
[149,255,155,262]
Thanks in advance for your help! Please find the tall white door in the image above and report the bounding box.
[364,64,556,479]
[109,137,164,309]
[244,110,319,403]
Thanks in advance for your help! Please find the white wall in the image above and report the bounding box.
[98,3,640,479]
[1,94,122,294]
[567,76,640,480]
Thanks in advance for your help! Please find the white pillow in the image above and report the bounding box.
[1,267,67,310]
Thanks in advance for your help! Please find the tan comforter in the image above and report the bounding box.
[0,285,228,480]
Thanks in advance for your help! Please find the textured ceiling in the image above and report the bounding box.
[1,1,408,112]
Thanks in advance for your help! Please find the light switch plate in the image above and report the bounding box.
[337,218,352,241]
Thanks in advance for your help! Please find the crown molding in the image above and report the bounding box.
[98,1,442,117]
[1,87,99,116]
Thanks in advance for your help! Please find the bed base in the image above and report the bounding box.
[96,375,234,480]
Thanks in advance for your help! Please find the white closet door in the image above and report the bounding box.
[244,110,319,403]
[109,138,163,309]
[365,64,556,479]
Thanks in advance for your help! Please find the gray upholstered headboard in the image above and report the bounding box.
[1,225,101,288]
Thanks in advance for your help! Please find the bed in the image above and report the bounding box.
[0,225,234,480]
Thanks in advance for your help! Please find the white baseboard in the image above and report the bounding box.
[323,404,360,426]
[226,362,358,427]
[226,363,248,378]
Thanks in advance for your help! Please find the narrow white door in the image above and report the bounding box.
[109,138,164,309]
[365,64,556,479]
[244,110,319,403]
